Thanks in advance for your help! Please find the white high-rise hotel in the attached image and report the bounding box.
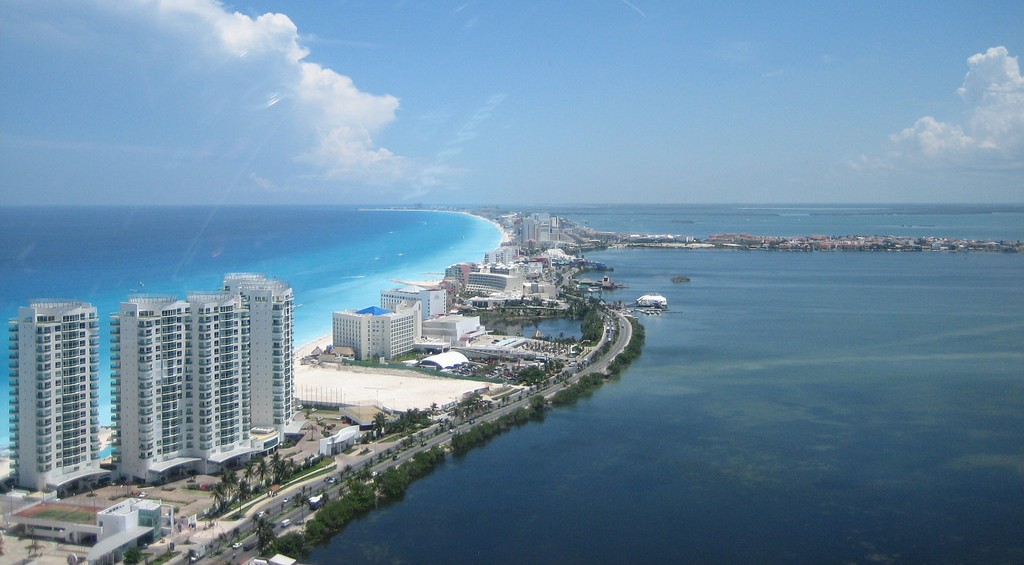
[223,273,294,430]
[113,274,292,483]
[9,301,107,492]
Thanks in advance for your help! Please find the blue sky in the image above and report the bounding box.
[1,1,1022,205]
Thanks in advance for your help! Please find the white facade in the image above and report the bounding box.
[523,281,558,300]
[9,301,105,492]
[466,268,525,294]
[186,292,253,467]
[421,315,486,345]
[332,303,421,361]
[113,291,254,482]
[380,286,446,320]
[484,246,520,266]
[112,296,191,483]
[224,274,294,431]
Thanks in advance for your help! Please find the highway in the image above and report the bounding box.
[189,308,636,563]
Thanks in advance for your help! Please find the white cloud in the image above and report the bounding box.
[884,46,1024,170]
[11,0,414,193]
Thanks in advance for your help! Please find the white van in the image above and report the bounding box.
[279,518,291,528]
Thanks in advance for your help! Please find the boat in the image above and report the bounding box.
[635,294,668,309]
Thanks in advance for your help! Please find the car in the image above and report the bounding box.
[279,518,291,528]
[231,542,242,549]
[282,497,290,504]
[256,510,266,519]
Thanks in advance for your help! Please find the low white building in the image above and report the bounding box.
[422,314,487,345]
[333,303,421,361]
[523,281,558,300]
[318,425,361,456]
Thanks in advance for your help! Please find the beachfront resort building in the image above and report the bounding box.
[112,274,293,483]
[466,266,525,294]
[224,274,295,431]
[332,302,422,361]
[380,286,447,319]
[111,296,192,484]
[8,301,107,492]
[444,262,474,294]
[113,291,254,482]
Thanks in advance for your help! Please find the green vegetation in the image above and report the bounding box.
[515,366,546,385]
[290,449,445,553]
[31,506,97,524]
[148,550,179,565]
[123,546,143,565]
[450,401,546,455]
[551,372,606,405]
[264,308,647,560]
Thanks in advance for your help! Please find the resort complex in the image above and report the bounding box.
[2,210,651,565]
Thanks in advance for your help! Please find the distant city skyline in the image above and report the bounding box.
[1,1,1022,205]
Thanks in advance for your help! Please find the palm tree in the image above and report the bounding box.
[271,453,291,485]
[373,412,389,438]
[255,456,270,489]
[244,457,259,487]
[253,516,276,556]
[237,477,251,503]
[220,469,239,509]
[210,482,229,514]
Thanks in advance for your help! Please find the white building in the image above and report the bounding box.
[9,301,107,492]
[332,303,421,361]
[318,425,360,456]
[523,281,558,300]
[112,296,195,484]
[224,274,294,432]
[380,286,447,320]
[113,291,254,482]
[466,267,524,294]
[88,497,166,564]
[184,292,254,470]
[484,245,520,266]
[421,315,487,345]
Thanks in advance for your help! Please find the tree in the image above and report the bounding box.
[244,457,259,488]
[254,516,276,556]
[372,412,389,438]
[269,452,286,484]
[255,456,270,488]
[211,481,229,514]
[221,469,239,503]
[26,538,42,558]
[123,546,144,565]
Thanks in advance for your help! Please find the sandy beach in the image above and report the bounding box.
[295,335,495,412]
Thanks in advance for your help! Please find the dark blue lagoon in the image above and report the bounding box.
[309,215,1024,564]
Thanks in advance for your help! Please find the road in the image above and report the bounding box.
[183,309,636,564]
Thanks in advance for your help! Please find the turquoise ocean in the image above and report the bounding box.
[3,204,1024,563]
[0,206,502,446]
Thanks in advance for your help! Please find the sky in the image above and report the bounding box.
[1,1,1022,205]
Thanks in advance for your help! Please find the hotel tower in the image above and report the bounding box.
[223,274,294,431]
[9,301,106,492]
[113,274,292,483]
